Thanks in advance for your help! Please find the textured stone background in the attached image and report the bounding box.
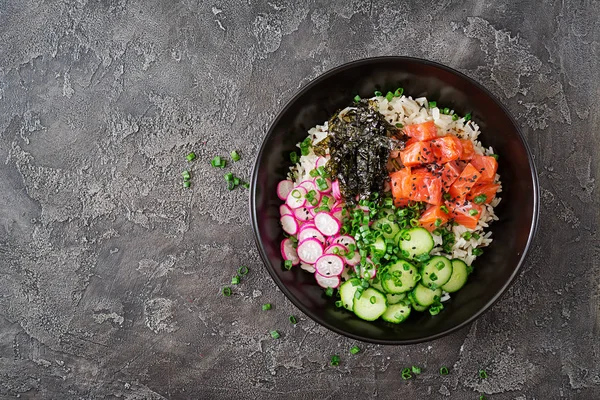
[0,0,598,399]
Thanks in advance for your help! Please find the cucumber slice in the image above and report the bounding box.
[410,284,442,307]
[410,296,428,312]
[339,278,361,311]
[386,292,406,305]
[371,236,386,256]
[381,260,419,294]
[422,256,453,289]
[353,288,387,321]
[370,278,385,293]
[396,227,434,260]
[381,301,412,323]
[373,217,400,240]
[441,259,469,293]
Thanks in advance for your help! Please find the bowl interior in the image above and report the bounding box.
[251,57,538,344]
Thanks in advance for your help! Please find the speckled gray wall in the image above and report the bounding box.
[0,0,598,399]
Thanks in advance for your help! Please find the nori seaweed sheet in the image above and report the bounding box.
[324,100,405,204]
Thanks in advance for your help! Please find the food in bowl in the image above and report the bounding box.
[277,88,502,324]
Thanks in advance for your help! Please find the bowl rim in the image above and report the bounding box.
[249,56,540,345]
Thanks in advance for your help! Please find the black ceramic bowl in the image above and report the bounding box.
[250,57,539,345]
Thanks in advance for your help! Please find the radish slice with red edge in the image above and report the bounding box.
[314,273,340,288]
[299,181,321,208]
[355,258,377,279]
[324,243,348,256]
[345,250,361,266]
[313,177,332,194]
[294,206,312,222]
[280,238,299,266]
[298,227,326,245]
[277,180,294,200]
[331,180,342,200]
[314,156,327,169]
[331,207,343,221]
[286,187,307,209]
[280,215,299,235]
[315,254,344,276]
[300,262,315,273]
[297,238,324,264]
[279,204,293,216]
[314,212,340,236]
[333,235,356,248]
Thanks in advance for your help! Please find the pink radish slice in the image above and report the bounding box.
[277,180,294,200]
[356,258,377,279]
[286,187,307,209]
[314,212,341,236]
[313,177,332,194]
[331,207,344,221]
[315,156,328,169]
[299,221,316,230]
[280,204,293,216]
[294,206,313,222]
[300,181,321,208]
[298,227,326,245]
[345,250,361,266]
[297,238,324,264]
[299,180,317,192]
[331,180,342,200]
[333,235,356,248]
[280,238,300,266]
[315,273,340,288]
[315,254,344,276]
[280,215,299,235]
[324,243,348,255]
[300,262,315,273]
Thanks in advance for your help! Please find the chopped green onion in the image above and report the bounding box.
[284,260,293,270]
[374,90,383,96]
[242,182,250,189]
[395,122,403,128]
[491,153,499,160]
[354,94,361,102]
[233,177,240,186]
[270,330,280,339]
[227,181,235,190]
[238,265,249,275]
[369,296,376,304]
[385,91,394,102]
[452,113,459,121]
[411,366,422,374]
[289,315,297,324]
[182,170,191,180]
[442,193,452,201]
[442,107,450,114]
[401,367,412,380]
[183,181,191,188]
[473,194,487,204]
[464,112,472,121]
[230,150,240,162]
[224,172,233,181]
[429,304,442,315]
[440,366,449,375]
[290,152,299,163]
[186,152,196,161]
[434,218,442,227]
[231,275,240,285]
[330,355,340,366]
[325,287,334,297]
[262,303,272,311]
[394,87,404,97]
[222,287,232,297]
[428,101,437,108]
[335,300,343,308]
[472,232,480,240]
[479,396,487,400]
[462,232,472,240]
[309,169,319,177]
[350,345,361,355]
[210,156,221,167]
[469,209,479,216]
[479,369,488,379]
[472,248,484,257]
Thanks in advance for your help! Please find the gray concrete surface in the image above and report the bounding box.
[0,0,598,399]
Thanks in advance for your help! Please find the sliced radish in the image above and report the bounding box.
[299,180,317,192]
[286,187,307,209]
[280,215,299,235]
[315,273,340,288]
[345,250,361,266]
[299,221,316,230]
[297,238,324,264]
[331,207,344,221]
[294,206,313,222]
[277,180,294,200]
[315,254,344,276]
[298,227,326,245]
[333,235,356,248]
[280,204,293,216]
[341,265,353,280]
[324,243,348,255]
[331,180,342,200]
[319,194,335,209]
[280,238,299,266]
[313,177,332,194]
[299,181,321,208]
[356,258,377,279]
[314,212,341,236]
[300,262,315,273]
[315,156,328,169]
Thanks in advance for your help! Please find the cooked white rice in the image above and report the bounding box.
[288,94,502,269]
